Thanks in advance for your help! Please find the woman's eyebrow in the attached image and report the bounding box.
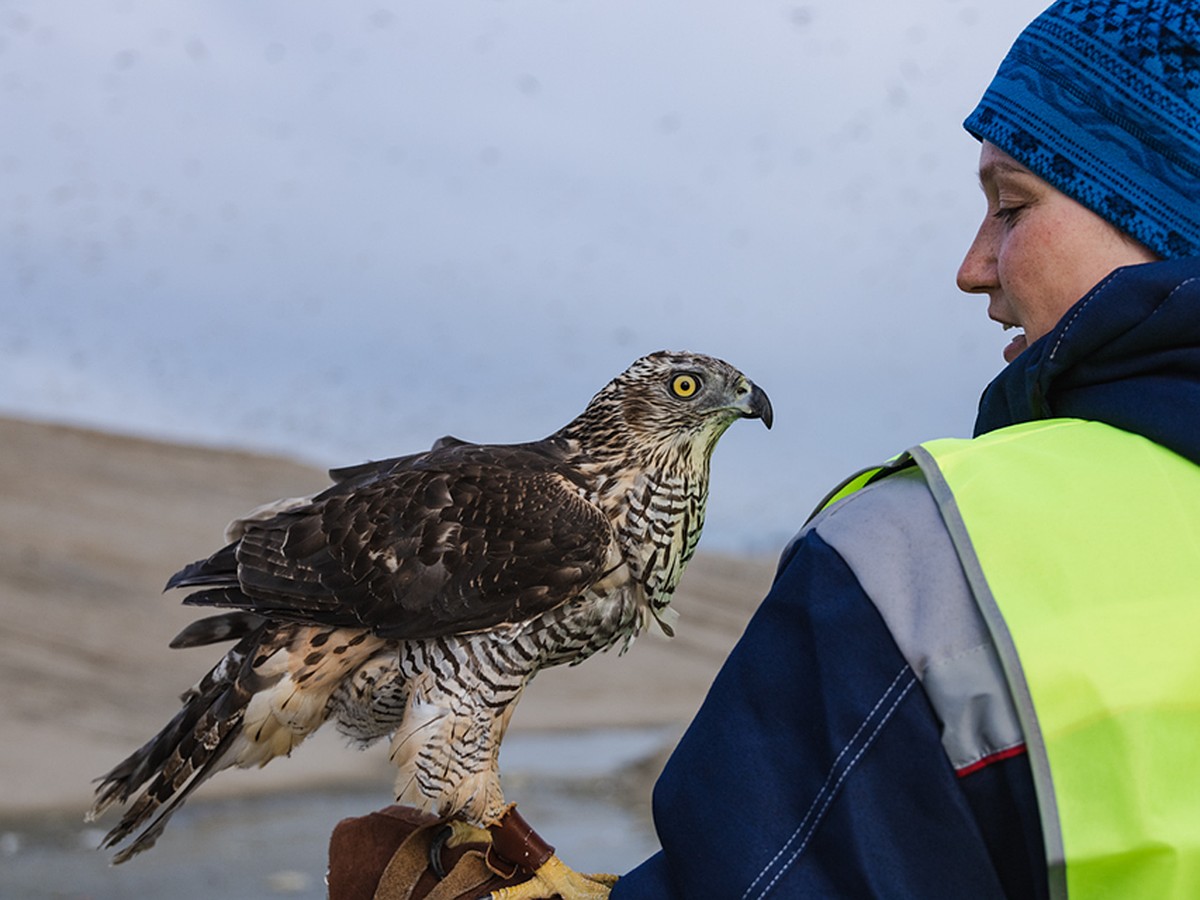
[978,158,1036,189]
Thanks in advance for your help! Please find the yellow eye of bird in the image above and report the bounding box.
[671,374,700,398]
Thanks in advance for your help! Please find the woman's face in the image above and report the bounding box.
[957,142,1158,363]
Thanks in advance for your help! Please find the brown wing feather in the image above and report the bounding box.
[177,441,615,639]
[325,434,472,483]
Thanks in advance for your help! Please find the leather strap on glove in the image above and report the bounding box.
[327,805,561,900]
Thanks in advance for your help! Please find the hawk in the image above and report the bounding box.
[88,350,772,898]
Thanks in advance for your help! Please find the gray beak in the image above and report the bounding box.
[739,382,774,429]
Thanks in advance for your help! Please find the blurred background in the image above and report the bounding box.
[1,1,1050,896]
[2,0,1046,553]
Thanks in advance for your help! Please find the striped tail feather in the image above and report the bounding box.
[88,624,282,863]
[169,611,266,648]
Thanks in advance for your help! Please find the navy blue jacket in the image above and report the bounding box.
[612,258,1200,899]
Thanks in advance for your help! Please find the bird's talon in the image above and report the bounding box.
[429,824,453,879]
[487,854,616,899]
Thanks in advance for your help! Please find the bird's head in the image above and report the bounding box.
[558,351,772,462]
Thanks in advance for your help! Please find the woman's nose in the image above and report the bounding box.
[957,219,996,295]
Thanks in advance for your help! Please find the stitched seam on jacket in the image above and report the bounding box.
[1053,271,1199,359]
[1160,275,1200,312]
[741,667,918,900]
[737,666,909,899]
[755,674,918,899]
[1048,268,1122,359]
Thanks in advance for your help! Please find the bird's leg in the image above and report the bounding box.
[483,805,618,900]
[443,818,492,848]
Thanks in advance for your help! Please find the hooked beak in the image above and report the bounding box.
[737,382,773,429]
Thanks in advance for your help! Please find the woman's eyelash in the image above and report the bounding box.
[993,204,1027,223]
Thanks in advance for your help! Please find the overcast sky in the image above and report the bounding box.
[2,0,1049,551]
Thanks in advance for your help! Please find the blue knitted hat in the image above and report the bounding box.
[964,0,1200,259]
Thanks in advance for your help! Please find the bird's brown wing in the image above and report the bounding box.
[172,442,617,639]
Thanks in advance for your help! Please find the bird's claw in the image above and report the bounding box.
[431,819,492,878]
[429,823,452,879]
[486,854,617,900]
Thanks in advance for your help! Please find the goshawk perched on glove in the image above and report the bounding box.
[89,350,772,898]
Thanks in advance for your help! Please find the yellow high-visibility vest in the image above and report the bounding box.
[829,419,1200,898]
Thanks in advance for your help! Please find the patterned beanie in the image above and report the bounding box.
[964,0,1200,259]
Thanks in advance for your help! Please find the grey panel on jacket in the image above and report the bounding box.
[801,467,1024,773]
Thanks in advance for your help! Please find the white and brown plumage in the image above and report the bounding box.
[88,350,771,894]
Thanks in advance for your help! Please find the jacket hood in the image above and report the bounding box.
[975,256,1200,466]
